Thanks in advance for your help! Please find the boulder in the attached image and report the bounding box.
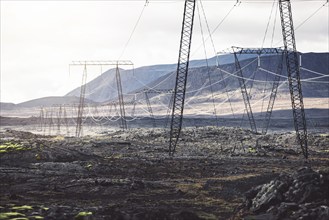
[240,167,329,219]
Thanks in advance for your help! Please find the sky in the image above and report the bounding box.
[1,0,328,104]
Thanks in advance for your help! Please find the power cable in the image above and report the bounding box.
[236,53,258,127]
[197,2,219,126]
[260,56,271,116]
[259,67,329,82]
[199,0,220,66]
[261,0,276,48]
[184,57,260,95]
[232,80,288,115]
[273,0,328,46]
[184,78,287,116]
[300,67,329,77]
[118,2,148,59]
[191,0,238,56]
[199,0,236,117]
[131,71,176,93]
[295,0,328,31]
[270,1,279,47]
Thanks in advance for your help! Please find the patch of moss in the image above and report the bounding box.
[0,143,20,149]
[0,212,25,220]
[112,154,123,159]
[39,206,49,211]
[85,164,93,169]
[53,136,65,141]
[196,211,217,220]
[35,153,41,160]
[319,133,329,137]
[248,147,256,153]
[32,216,44,220]
[75,211,92,219]
[9,218,28,220]
[0,142,29,154]
[11,205,33,211]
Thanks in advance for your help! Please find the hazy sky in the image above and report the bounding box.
[1,0,328,104]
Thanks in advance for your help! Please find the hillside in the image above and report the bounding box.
[2,52,327,110]
[65,54,258,103]
[65,53,328,105]
[127,52,329,103]
[0,102,16,111]
[0,96,95,110]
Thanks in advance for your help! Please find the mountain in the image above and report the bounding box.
[65,52,328,104]
[17,96,96,108]
[3,52,326,110]
[65,65,175,103]
[125,52,329,104]
[0,102,16,111]
[65,53,258,103]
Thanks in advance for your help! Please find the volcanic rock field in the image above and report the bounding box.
[0,127,328,220]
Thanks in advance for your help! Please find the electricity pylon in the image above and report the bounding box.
[279,0,308,159]
[229,47,285,134]
[169,0,196,156]
[70,60,133,135]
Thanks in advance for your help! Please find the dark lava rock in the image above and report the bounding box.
[46,205,80,220]
[132,208,171,220]
[130,180,145,190]
[174,210,203,220]
[5,129,41,139]
[237,167,329,220]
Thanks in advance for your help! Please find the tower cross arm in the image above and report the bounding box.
[217,46,285,55]
[70,60,133,66]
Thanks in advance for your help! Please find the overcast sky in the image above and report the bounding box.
[1,0,328,104]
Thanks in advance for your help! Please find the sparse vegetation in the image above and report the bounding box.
[75,211,93,219]
[11,205,33,211]
[0,212,25,220]
[0,128,328,219]
[0,142,29,154]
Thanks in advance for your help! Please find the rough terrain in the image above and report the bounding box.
[0,127,328,220]
[234,167,329,220]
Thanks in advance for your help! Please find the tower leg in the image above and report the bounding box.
[279,0,308,159]
[169,0,196,155]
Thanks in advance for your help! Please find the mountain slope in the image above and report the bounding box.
[130,52,329,103]
[14,52,326,108]
[65,64,176,102]
[17,96,96,108]
[65,54,258,102]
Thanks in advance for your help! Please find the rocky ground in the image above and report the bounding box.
[0,127,328,220]
[234,167,329,220]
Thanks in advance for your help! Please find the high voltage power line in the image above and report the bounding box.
[61,0,328,160]
[9,0,317,1]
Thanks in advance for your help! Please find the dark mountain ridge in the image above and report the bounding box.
[125,52,329,103]
[1,52,327,109]
[65,53,259,103]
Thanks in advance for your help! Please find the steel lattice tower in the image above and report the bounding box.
[144,91,156,128]
[76,64,87,137]
[233,52,257,133]
[262,54,284,134]
[169,0,196,156]
[115,65,127,130]
[279,0,308,159]
[142,89,173,128]
[70,60,133,133]
[230,47,285,134]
